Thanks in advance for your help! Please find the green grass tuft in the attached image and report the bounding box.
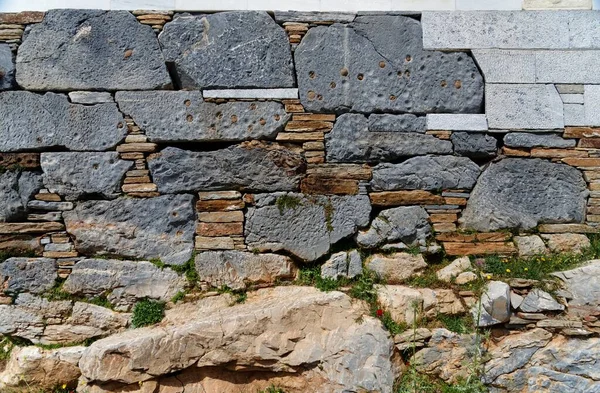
[275,194,303,215]
[131,299,165,328]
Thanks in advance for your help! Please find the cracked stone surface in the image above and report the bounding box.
[0,258,57,295]
[356,206,431,249]
[0,170,43,222]
[0,43,15,90]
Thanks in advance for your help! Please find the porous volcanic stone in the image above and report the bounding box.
[159,12,294,89]
[41,153,133,201]
[0,170,43,222]
[356,206,431,249]
[148,144,305,193]
[0,258,57,295]
[0,92,126,152]
[451,132,497,157]
[368,114,426,133]
[63,195,195,266]
[0,43,15,90]
[295,15,483,114]
[116,91,290,143]
[245,193,371,261]
[370,156,480,191]
[462,158,587,231]
[326,114,452,163]
[16,10,171,90]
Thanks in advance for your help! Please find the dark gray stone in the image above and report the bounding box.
[63,195,195,266]
[370,156,480,191]
[159,12,294,89]
[0,92,126,152]
[451,132,497,157]
[326,114,452,163]
[321,250,363,280]
[504,133,577,148]
[116,91,290,143]
[16,10,171,90]
[148,144,305,194]
[462,158,588,231]
[356,206,431,249]
[0,43,15,90]
[295,15,483,114]
[368,114,426,133]
[41,153,133,201]
[245,192,371,261]
[0,170,43,222]
[0,258,57,295]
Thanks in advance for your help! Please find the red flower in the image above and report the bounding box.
[376,309,384,317]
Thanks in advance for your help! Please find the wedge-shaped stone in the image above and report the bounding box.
[0,43,15,90]
[370,156,480,191]
[326,114,452,163]
[295,15,483,114]
[0,170,42,222]
[148,144,305,194]
[41,153,132,201]
[451,133,497,158]
[245,192,371,261]
[16,10,171,90]
[159,12,294,89]
[462,158,587,231]
[553,259,600,308]
[63,195,195,265]
[0,92,126,152]
[0,258,57,295]
[115,91,290,143]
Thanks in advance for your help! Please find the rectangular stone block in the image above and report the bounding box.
[561,94,584,104]
[503,147,531,157]
[68,91,113,104]
[300,176,359,195]
[116,143,157,153]
[0,153,40,168]
[306,164,372,180]
[564,127,600,138]
[443,242,517,256]
[435,232,512,242]
[122,183,157,193]
[432,222,457,232]
[198,191,242,201]
[198,211,244,223]
[196,222,244,237]
[285,120,334,131]
[530,148,588,158]
[0,12,44,24]
[195,236,235,250]
[578,138,600,148]
[202,89,299,99]
[0,222,64,234]
[564,104,587,126]
[562,157,600,167]
[274,11,356,23]
[556,84,585,94]
[429,213,458,223]
[585,85,600,126]
[568,11,600,48]
[472,50,536,83]
[456,0,521,9]
[536,51,600,84]
[293,113,336,122]
[426,114,488,131]
[538,223,598,233]
[196,200,245,212]
[276,132,324,141]
[524,0,591,9]
[369,191,445,206]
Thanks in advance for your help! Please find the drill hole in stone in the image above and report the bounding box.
[330,82,336,89]
[259,118,266,125]
[186,114,193,122]
[307,91,316,100]
[117,122,124,129]
[357,74,364,81]
[405,55,412,62]
[340,68,349,77]
[309,71,316,79]
[454,80,462,89]
[184,100,191,107]
[274,114,281,121]
[440,80,447,88]
[389,95,396,101]
[250,103,257,110]
[231,115,238,123]
[216,112,223,120]
[379,61,386,68]
[405,70,410,78]
[317,94,323,101]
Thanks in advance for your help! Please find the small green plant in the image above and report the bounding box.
[438,314,474,334]
[0,248,37,263]
[275,194,302,214]
[149,258,166,269]
[378,309,408,335]
[258,386,286,393]
[131,299,165,328]
[323,200,334,233]
[171,290,186,303]
[170,253,199,283]
[217,286,248,304]
[0,336,14,362]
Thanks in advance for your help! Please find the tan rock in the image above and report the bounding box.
[530,148,587,158]
[502,146,530,157]
[196,199,245,212]
[0,222,64,234]
[197,191,242,200]
[369,190,445,206]
[514,235,547,256]
[196,222,243,237]
[564,127,600,138]
[276,131,324,141]
[442,241,516,256]
[433,222,457,232]
[285,120,333,131]
[198,211,244,223]
[455,271,478,284]
[300,175,358,195]
[306,164,372,180]
[195,236,235,250]
[541,233,591,254]
[434,232,512,242]
[538,223,598,233]
[429,213,458,223]
[366,252,427,283]
[292,113,335,122]
[436,256,471,282]
[562,157,600,167]
[116,143,157,153]
[122,183,158,193]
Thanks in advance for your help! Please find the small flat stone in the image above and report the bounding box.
[366,253,427,283]
[517,312,548,320]
[274,11,356,23]
[426,114,488,131]
[520,289,565,313]
[0,222,64,234]
[514,235,547,256]
[27,201,73,211]
[504,133,576,148]
[201,89,298,99]
[68,91,113,104]
[537,319,583,328]
[369,191,445,206]
[321,250,362,280]
[451,132,497,157]
[368,114,426,133]
[472,49,536,83]
[561,94,585,104]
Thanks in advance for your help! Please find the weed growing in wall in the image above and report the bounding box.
[275,194,303,214]
[131,299,165,328]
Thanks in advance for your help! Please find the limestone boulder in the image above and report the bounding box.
[553,259,600,310]
[0,43,15,90]
[356,206,431,249]
[514,235,547,257]
[321,250,362,280]
[519,289,564,313]
[63,195,195,266]
[462,158,588,231]
[0,257,56,295]
[436,256,471,282]
[541,233,591,254]
[473,280,511,326]
[0,170,43,222]
[16,10,171,90]
[366,252,427,283]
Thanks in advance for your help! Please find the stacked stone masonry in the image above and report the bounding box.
[1,7,600,393]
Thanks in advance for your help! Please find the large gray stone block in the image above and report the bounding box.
[41,153,132,201]
[462,158,588,231]
[0,43,15,90]
[0,170,43,222]
[16,10,171,90]
[63,195,195,266]
[295,15,483,114]
[0,92,126,152]
[472,49,536,83]
[326,114,452,163]
[148,144,305,194]
[245,193,371,261]
[356,206,431,249]
[115,91,290,143]
[159,12,294,89]
[585,85,600,126]
[451,133,497,158]
[368,114,426,133]
[370,156,480,191]
[0,258,57,295]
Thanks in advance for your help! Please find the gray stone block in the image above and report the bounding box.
[426,114,488,131]
[486,84,564,130]
[63,195,195,266]
[504,133,576,148]
[68,91,113,104]
[368,114,426,133]
[356,206,431,249]
[556,84,585,94]
[370,155,480,191]
[451,132,497,157]
[585,85,600,126]
[0,92,126,152]
[560,94,584,104]
[462,158,588,231]
[148,144,304,194]
[0,170,43,222]
[159,12,294,89]
[0,43,15,90]
[563,103,587,126]
[472,49,536,83]
[568,11,600,48]
[274,11,356,23]
[16,10,171,91]
[27,201,74,211]
[116,91,290,143]
[201,89,298,99]
[536,50,600,84]
[321,250,362,280]
[41,153,133,201]
[0,258,57,295]
[295,15,483,114]
[326,114,452,163]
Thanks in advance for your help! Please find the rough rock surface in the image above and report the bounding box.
[462,158,587,231]
[0,170,43,222]
[436,256,471,282]
[0,92,126,152]
[321,250,362,279]
[0,257,56,295]
[542,233,591,254]
[41,153,132,201]
[326,114,452,163]
[514,235,547,257]
[366,253,427,283]
[16,10,171,90]
[116,91,290,143]
[504,132,576,148]
[474,280,511,326]
[245,193,371,261]
[195,251,297,290]
[356,206,431,249]
[451,132,497,157]
[295,15,483,114]
[368,114,426,132]
[62,259,186,310]
[0,43,15,90]
[63,195,195,266]
[519,289,564,312]
[148,144,305,194]
[553,259,600,309]
[371,155,480,191]
[159,12,294,89]
[77,287,395,393]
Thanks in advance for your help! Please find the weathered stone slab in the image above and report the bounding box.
[486,84,564,130]
[115,91,290,143]
[202,89,298,99]
[451,133,497,157]
[519,289,564,312]
[0,92,126,152]
[41,153,132,201]
[63,195,195,265]
[473,281,511,326]
[0,170,43,222]
[159,12,294,89]
[462,158,587,231]
[368,114,426,133]
[561,93,584,104]
[570,11,600,48]
[148,144,305,194]
[367,254,427,283]
[16,10,171,90]
[245,193,371,261]
[326,114,452,163]
[370,156,480,191]
[536,50,600,83]
[356,206,431,249]
[274,11,356,23]
[585,85,600,126]
[369,190,445,206]
[472,49,536,83]
[0,258,56,295]
[504,133,576,148]
[426,114,487,131]
[0,43,15,90]
[68,91,113,104]
[0,222,64,234]
[553,259,600,308]
[321,250,362,280]
[295,15,483,114]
